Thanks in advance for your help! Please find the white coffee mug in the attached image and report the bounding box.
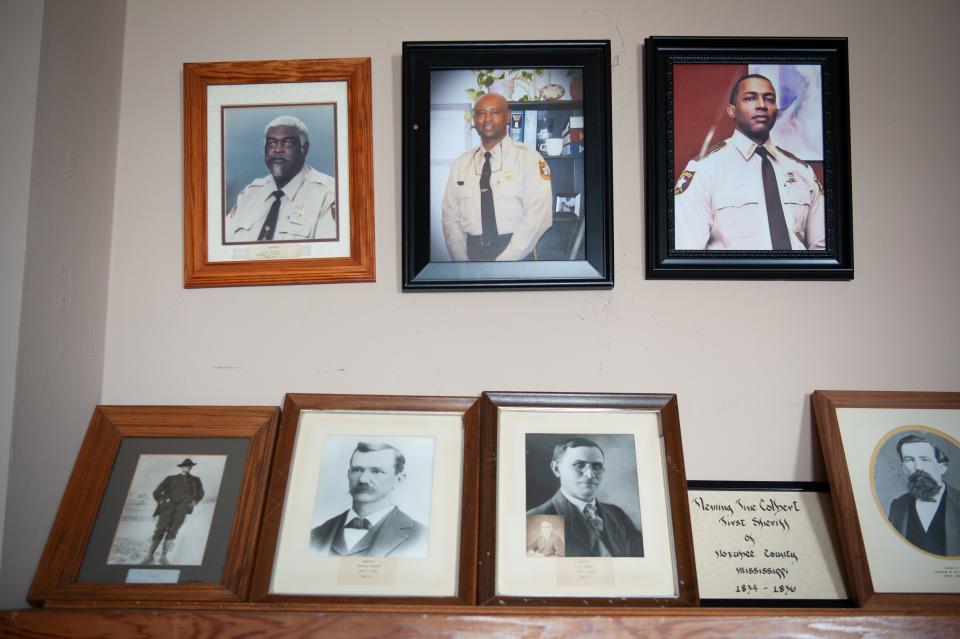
[539,138,563,156]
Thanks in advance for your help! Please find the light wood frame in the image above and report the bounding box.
[477,391,698,606]
[28,405,279,605]
[250,393,480,606]
[812,390,960,609]
[183,58,375,287]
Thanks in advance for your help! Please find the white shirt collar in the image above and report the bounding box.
[731,128,779,161]
[560,488,597,513]
[473,139,507,173]
[347,503,394,526]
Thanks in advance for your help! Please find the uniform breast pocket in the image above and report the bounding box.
[277,209,314,239]
[494,178,523,206]
[781,183,811,232]
[714,188,765,239]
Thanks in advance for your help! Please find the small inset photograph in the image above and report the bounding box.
[525,514,565,558]
[107,454,227,566]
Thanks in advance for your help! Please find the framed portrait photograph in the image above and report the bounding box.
[402,41,613,290]
[250,394,479,605]
[812,390,960,608]
[183,57,375,287]
[28,405,278,605]
[644,37,853,279]
[687,481,849,607]
[478,392,697,606]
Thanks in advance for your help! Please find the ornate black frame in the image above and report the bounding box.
[402,41,613,290]
[644,37,853,279]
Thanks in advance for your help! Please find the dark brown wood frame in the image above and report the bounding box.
[27,405,279,606]
[477,392,698,606]
[812,390,960,609]
[183,58,375,287]
[250,393,480,606]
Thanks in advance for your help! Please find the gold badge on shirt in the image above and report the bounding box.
[539,159,551,180]
[674,170,695,195]
[785,172,798,184]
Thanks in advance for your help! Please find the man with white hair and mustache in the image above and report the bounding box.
[225,115,337,242]
[887,434,959,557]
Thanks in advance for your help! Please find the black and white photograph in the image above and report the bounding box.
[525,434,643,558]
[263,398,475,601]
[402,41,613,289]
[106,454,226,566]
[871,427,960,558]
[815,392,960,604]
[309,436,434,558]
[483,394,695,604]
[222,105,339,245]
[525,514,565,558]
[555,193,581,217]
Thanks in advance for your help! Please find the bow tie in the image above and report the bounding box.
[345,517,371,530]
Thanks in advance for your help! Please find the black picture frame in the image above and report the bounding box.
[687,480,851,608]
[644,37,853,279]
[402,41,613,290]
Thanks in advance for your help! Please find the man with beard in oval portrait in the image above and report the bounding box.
[887,434,960,557]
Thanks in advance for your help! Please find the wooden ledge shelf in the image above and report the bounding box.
[2,608,958,638]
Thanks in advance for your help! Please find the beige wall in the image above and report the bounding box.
[0,0,43,575]
[3,0,960,609]
[0,0,124,609]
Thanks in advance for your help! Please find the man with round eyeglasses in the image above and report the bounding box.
[527,437,644,557]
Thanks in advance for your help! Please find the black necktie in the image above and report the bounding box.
[257,190,283,240]
[479,151,498,245]
[754,147,792,250]
[345,517,371,530]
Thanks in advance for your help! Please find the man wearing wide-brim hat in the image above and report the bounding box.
[142,458,205,565]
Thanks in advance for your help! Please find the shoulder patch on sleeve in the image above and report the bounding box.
[539,159,551,180]
[674,169,695,195]
[776,146,810,168]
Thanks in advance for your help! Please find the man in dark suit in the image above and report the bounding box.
[887,434,960,557]
[142,458,205,565]
[527,438,643,557]
[310,442,428,557]
[526,518,565,557]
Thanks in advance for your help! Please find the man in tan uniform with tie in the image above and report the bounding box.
[441,93,553,261]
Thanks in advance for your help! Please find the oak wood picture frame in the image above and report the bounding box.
[28,405,279,606]
[477,392,698,606]
[812,390,960,609]
[250,393,480,606]
[183,57,375,287]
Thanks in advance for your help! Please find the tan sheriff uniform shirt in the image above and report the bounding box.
[441,137,553,261]
[226,164,336,242]
[674,129,825,251]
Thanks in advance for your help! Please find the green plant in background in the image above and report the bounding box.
[464,68,545,120]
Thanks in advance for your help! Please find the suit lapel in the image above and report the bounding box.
[946,486,960,556]
[329,512,351,556]
[596,502,627,555]
[550,491,595,553]
[367,507,414,556]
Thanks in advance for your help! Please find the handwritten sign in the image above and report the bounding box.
[688,489,848,600]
